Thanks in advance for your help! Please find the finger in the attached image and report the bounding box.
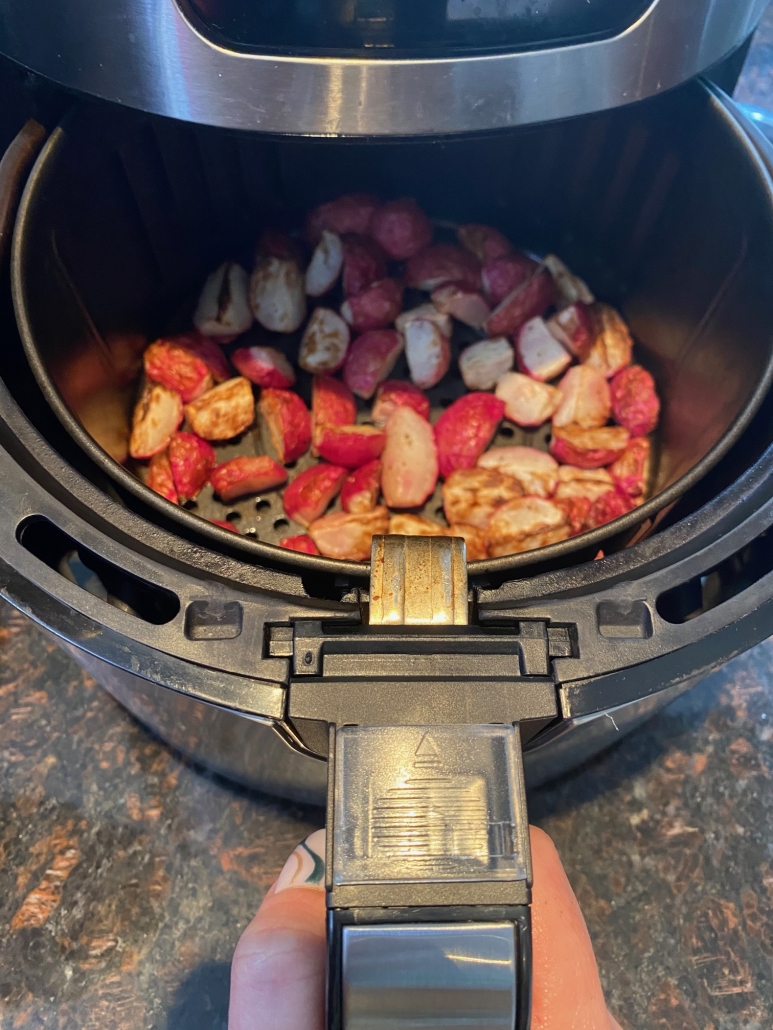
[229,829,327,1030]
[530,825,617,1030]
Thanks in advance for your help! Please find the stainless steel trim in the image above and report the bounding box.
[0,0,765,136]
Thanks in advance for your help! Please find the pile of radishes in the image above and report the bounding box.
[127,192,660,561]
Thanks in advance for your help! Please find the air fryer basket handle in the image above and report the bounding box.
[324,536,534,1030]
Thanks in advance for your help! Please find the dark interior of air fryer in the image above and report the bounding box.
[10,82,773,577]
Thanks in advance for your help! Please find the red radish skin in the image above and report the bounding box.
[544,254,594,308]
[210,519,240,533]
[481,254,538,306]
[547,303,595,361]
[341,460,382,514]
[340,278,403,333]
[279,534,320,554]
[299,308,350,375]
[305,230,344,297]
[147,451,178,504]
[255,229,306,265]
[371,380,431,427]
[309,507,389,560]
[553,365,611,429]
[381,406,439,508]
[515,317,572,382]
[184,377,255,441]
[341,233,388,297]
[250,256,306,334]
[610,365,660,437]
[312,375,357,430]
[210,455,288,503]
[550,425,630,469]
[314,424,386,468]
[484,266,555,337]
[404,318,451,390]
[282,463,349,527]
[458,337,514,391]
[456,224,513,263]
[194,261,253,339]
[369,198,433,260]
[442,467,523,529]
[231,345,296,389]
[585,303,633,378]
[168,432,216,503]
[495,372,560,427]
[435,393,505,479]
[587,488,636,529]
[175,333,232,382]
[343,329,403,399]
[395,303,452,338]
[430,283,491,329]
[130,383,184,459]
[610,438,651,498]
[405,243,482,292]
[477,446,559,498]
[259,388,312,464]
[144,339,213,403]
[306,194,381,245]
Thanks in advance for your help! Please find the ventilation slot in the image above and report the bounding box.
[657,527,773,625]
[17,516,179,625]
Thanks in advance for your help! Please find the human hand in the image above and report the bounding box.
[229,825,623,1030]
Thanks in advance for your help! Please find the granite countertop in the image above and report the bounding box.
[4,16,773,1030]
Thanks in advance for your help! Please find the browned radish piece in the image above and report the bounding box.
[554,466,614,503]
[176,333,231,383]
[442,467,523,529]
[550,425,630,468]
[210,455,288,503]
[456,224,513,263]
[484,266,555,337]
[553,365,611,429]
[495,372,560,428]
[547,302,595,361]
[256,228,306,265]
[185,377,255,441]
[585,303,633,379]
[282,463,348,527]
[481,253,538,306]
[250,256,306,333]
[610,366,660,437]
[435,393,505,479]
[447,523,488,561]
[312,375,357,430]
[431,283,491,330]
[144,339,213,404]
[369,198,433,260]
[382,406,439,508]
[168,431,216,503]
[395,303,452,338]
[259,387,312,463]
[405,243,482,292]
[280,534,320,555]
[211,519,240,533]
[404,318,451,390]
[129,383,184,459]
[477,446,559,498]
[341,234,388,298]
[305,194,381,245]
[340,278,403,333]
[371,380,431,427]
[309,507,389,560]
[553,496,592,536]
[587,488,636,529]
[193,261,253,339]
[543,254,594,308]
[298,308,350,375]
[305,230,344,297]
[341,460,382,514]
[487,497,571,557]
[388,514,447,536]
[610,437,651,498]
[231,345,296,389]
[458,337,514,391]
[147,451,178,504]
[343,329,403,399]
[314,424,386,468]
[515,317,572,382]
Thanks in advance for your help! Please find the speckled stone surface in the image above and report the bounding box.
[3,16,773,1030]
